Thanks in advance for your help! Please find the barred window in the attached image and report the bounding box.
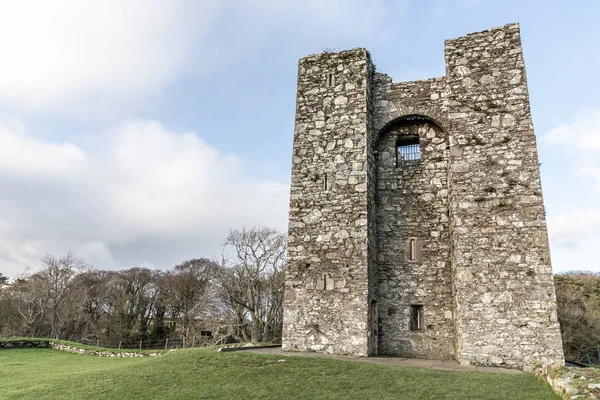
[396,136,421,167]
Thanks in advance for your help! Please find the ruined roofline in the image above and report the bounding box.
[388,75,446,86]
[444,21,520,44]
[298,47,371,63]
[298,23,519,87]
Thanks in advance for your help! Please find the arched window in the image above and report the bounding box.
[396,135,421,167]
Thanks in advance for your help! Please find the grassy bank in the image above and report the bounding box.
[0,347,559,399]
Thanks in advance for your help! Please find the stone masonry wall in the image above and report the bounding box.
[375,119,454,359]
[282,49,373,355]
[283,23,564,369]
[443,23,564,368]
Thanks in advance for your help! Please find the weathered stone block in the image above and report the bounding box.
[282,23,564,369]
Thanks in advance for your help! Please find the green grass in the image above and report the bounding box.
[0,348,560,400]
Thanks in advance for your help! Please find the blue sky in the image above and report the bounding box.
[0,0,598,277]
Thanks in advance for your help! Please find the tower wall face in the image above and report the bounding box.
[283,23,564,368]
[282,49,374,355]
[443,24,564,368]
[375,120,455,359]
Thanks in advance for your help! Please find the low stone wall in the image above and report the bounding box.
[0,340,50,348]
[218,344,281,352]
[50,343,160,358]
[534,365,600,399]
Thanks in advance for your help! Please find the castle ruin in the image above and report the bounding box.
[281,23,564,369]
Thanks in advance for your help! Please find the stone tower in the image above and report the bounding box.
[282,23,564,369]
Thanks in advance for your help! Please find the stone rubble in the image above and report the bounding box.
[50,343,159,357]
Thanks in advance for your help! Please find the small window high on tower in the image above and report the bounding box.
[396,136,421,167]
[326,73,335,87]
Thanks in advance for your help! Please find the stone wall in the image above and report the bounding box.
[283,22,564,369]
[282,48,374,355]
[443,23,564,368]
[375,119,454,359]
[50,343,159,357]
[0,340,160,357]
[0,340,51,348]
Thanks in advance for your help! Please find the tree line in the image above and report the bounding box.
[0,234,599,361]
[0,226,285,348]
[554,271,600,363]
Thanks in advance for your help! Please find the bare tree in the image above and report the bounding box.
[221,226,286,343]
[6,275,50,337]
[0,232,289,346]
[160,258,219,346]
[75,270,118,339]
[39,252,88,338]
[110,267,158,341]
[555,272,600,361]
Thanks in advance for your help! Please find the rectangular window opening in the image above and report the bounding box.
[327,73,334,87]
[406,237,419,261]
[396,136,421,167]
[410,305,424,331]
[317,275,325,290]
[323,173,328,190]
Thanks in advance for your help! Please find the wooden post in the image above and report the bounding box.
[139,340,142,350]
[165,338,169,350]
[118,341,122,350]
[96,339,100,348]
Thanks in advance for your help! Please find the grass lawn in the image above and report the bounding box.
[0,347,560,400]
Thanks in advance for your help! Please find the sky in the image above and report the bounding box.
[0,0,598,278]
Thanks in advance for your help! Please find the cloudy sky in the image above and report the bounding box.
[0,0,598,278]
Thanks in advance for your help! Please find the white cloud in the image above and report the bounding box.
[0,118,87,180]
[0,0,386,118]
[0,119,289,278]
[548,210,600,250]
[0,0,397,279]
[544,109,600,272]
[77,241,117,270]
[547,210,600,273]
[545,109,600,190]
[0,1,219,115]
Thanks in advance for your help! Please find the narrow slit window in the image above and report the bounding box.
[410,305,424,331]
[405,237,419,261]
[326,73,335,87]
[323,173,328,190]
[396,135,421,167]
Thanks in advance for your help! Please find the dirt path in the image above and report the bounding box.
[243,347,522,375]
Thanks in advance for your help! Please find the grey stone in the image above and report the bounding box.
[282,22,564,370]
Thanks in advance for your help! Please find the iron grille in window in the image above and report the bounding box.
[396,136,421,167]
